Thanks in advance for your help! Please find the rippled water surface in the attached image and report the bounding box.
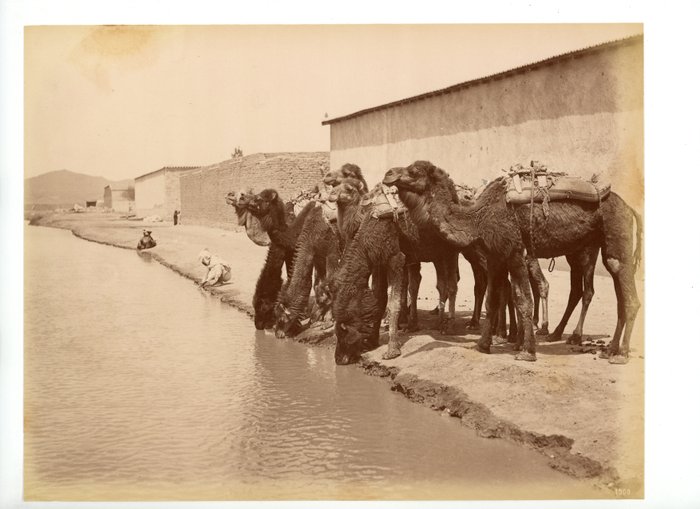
[25,225,598,500]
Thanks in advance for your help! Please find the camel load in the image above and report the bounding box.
[363,184,408,219]
[504,161,611,205]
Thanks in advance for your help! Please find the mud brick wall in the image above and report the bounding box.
[180,152,329,230]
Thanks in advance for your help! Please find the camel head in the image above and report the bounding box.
[225,190,256,225]
[334,288,381,365]
[328,178,365,205]
[382,160,445,193]
[246,189,280,217]
[225,189,254,208]
[254,299,277,330]
[382,161,460,227]
[323,163,368,193]
[224,189,272,246]
[273,302,303,339]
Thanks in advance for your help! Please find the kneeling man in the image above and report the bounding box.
[198,248,232,288]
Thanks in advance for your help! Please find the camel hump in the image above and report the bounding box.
[505,173,611,205]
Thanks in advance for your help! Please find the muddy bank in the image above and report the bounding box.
[29,211,644,496]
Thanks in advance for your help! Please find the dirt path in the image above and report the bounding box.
[28,211,645,497]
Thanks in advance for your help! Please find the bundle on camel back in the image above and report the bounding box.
[504,160,611,205]
[383,160,642,364]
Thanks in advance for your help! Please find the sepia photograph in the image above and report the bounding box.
[2,2,700,508]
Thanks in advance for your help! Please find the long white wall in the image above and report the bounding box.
[330,109,643,209]
[328,38,643,210]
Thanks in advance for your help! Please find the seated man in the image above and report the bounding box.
[198,248,232,288]
[137,230,157,250]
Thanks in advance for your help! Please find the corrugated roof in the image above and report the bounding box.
[135,166,200,181]
[321,34,642,126]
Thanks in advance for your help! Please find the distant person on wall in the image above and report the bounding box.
[173,210,179,225]
[198,248,232,288]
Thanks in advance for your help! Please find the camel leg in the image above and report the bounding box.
[530,274,541,329]
[615,266,640,361]
[477,259,507,354]
[512,282,525,351]
[492,276,511,342]
[568,246,599,345]
[383,252,406,360]
[494,274,509,339]
[508,252,536,361]
[603,263,640,364]
[313,255,327,288]
[600,196,642,363]
[433,260,448,332]
[507,278,518,344]
[444,251,460,334]
[406,263,421,331]
[568,268,594,345]
[470,257,487,330]
[326,240,340,279]
[284,252,295,279]
[527,256,550,335]
[601,276,626,360]
[548,261,584,342]
[399,265,409,325]
[372,265,388,317]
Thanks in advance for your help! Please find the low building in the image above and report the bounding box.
[180,152,329,229]
[103,186,135,213]
[134,166,198,218]
[322,35,643,209]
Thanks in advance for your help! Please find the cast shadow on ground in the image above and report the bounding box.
[392,308,611,359]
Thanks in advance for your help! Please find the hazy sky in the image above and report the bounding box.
[25,24,642,181]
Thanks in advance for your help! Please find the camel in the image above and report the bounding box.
[455,184,551,335]
[326,174,460,335]
[383,161,642,363]
[225,189,321,329]
[325,177,420,326]
[321,171,543,341]
[330,204,405,365]
[271,167,372,338]
[273,186,341,338]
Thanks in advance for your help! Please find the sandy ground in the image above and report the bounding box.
[28,211,645,496]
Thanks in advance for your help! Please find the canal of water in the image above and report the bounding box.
[24,225,598,500]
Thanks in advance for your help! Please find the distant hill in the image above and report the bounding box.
[25,169,134,207]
